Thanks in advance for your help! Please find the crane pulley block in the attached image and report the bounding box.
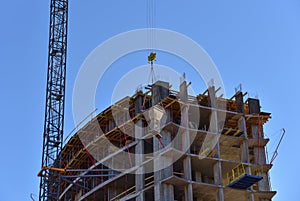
[148,52,156,63]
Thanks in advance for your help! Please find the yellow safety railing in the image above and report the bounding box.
[253,165,263,176]
[223,164,246,186]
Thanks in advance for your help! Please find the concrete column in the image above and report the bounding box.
[153,141,163,201]
[238,116,247,137]
[180,76,188,103]
[248,96,271,193]
[214,161,224,201]
[163,184,174,201]
[216,189,225,201]
[208,86,218,134]
[252,125,267,164]
[181,78,193,201]
[135,120,145,200]
[240,141,248,163]
[257,172,271,191]
[238,117,249,164]
[152,81,169,105]
[135,93,146,201]
[152,81,169,201]
[183,156,193,201]
[108,119,116,131]
[248,98,261,114]
[153,131,173,201]
[107,187,117,201]
[237,97,255,201]
[208,85,224,201]
[235,91,245,113]
[252,124,270,191]
[251,124,260,139]
[136,193,145,201]
[240,119,253,201]
[184,184,193,201]
[134,93,144,114]
[249,193,255,201]
[74,190,82,201]
[213,162,221,185]
[161,131,173,179]
[154,178,162,201]
[195,171,202,182]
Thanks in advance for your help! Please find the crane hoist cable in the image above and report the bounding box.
[147,0,157,84]
[147,0,156,51]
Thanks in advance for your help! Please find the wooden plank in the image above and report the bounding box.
[224,128,232,135]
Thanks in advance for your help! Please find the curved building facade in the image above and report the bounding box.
[58,80,275,201]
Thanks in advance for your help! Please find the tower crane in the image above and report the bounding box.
[39,0,68,200]
[38,1,156,200]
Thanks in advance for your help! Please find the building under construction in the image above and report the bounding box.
[49,79,276,201]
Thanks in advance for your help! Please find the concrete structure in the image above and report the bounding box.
[58,79,275,201]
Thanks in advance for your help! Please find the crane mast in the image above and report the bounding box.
[39,0,68,200]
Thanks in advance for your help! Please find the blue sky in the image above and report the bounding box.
[0,0,299,200]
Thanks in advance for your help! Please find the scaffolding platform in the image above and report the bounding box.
[227,174,263,189]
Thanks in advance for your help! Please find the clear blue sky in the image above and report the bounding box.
[0,1,299,200]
